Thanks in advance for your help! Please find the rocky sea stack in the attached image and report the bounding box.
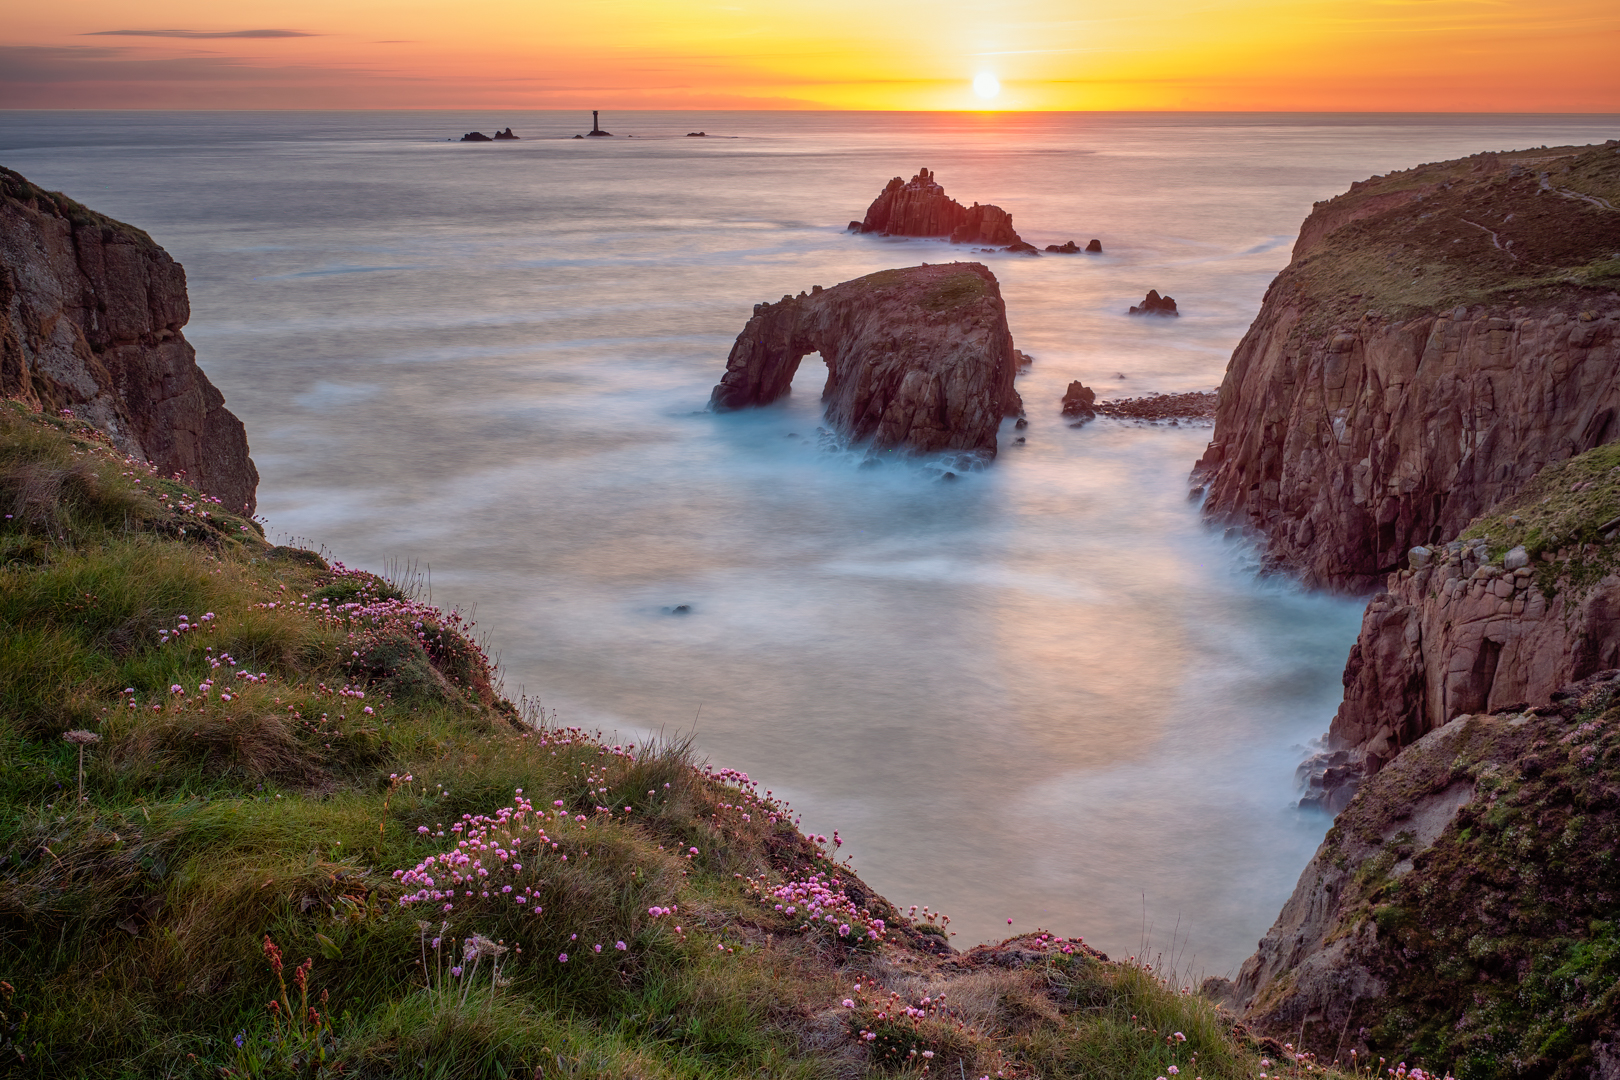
[0,166,257,513]
[851,168,1037,251]
[710,262,1022,458]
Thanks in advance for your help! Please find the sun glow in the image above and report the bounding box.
[0,0,1614,109]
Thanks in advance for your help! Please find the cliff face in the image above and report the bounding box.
[0,167,257,514]
[855,168,1024,248]
[1194,142,1620,592]
[709,263,1021,458]
[1327,442,1620,770]
[1222,671,1620,1079]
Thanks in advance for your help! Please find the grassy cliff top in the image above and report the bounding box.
[1282,142,1620,325]
[1457,441,1620,598]
[0,166,162,250]
[0,401,1297,1078]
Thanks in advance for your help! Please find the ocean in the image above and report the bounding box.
[4,109,1616,975]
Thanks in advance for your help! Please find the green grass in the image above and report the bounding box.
[0,401,1344,1078]
[1459,441,1620,599]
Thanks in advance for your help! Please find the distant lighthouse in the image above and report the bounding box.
[587,111,612,137]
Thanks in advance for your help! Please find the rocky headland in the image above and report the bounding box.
[1219,670,1620,1078]
[0,166,258,513]
[1193,142,1620,593]
[1215,142,1620,1076]
[710,262,1022,458]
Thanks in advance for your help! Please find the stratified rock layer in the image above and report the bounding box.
[1222,671,1620,1078]
[709,263,1021,457]
[1194,142,1620,591]
[855,169,1024,248]
[0,167,258,514]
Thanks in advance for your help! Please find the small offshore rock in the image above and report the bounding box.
[1060,381,1097,420]
[492,127,519,140]
[1044,240,1082,254]
[1085,239,1102,253]
[1129,290,1179,316]
[460,131,494,142]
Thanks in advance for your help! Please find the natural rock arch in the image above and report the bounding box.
[709,262,1022,458]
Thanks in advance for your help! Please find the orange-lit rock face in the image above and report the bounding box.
[709,262,1022,458]
[854,169,1024,249]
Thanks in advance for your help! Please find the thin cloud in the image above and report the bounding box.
[84,29,316,39]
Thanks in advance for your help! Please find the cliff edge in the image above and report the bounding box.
[1222,671,1620,1078]
[1193,142,1620,592]
[0,166,258,514]
[710,262,1022,458]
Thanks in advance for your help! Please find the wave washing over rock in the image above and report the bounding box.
[0,166,258,513]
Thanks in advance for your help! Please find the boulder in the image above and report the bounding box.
[709,263,1022,459]
[0,166,258,514]
[1128,290,1178,316]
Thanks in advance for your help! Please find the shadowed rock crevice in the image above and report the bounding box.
[710,263,1022,458]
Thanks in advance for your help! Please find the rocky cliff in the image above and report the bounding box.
[0,166,257,514]
[1193,142,1620,592]
[1319,442,1620,784]
[1221,670,1620,1079]
[709,263,1021,458]
[854,168,1027,249]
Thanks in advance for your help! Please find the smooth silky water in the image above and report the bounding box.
[5,111,1616,975]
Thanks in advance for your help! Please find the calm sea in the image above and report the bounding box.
[4,110,1616,974]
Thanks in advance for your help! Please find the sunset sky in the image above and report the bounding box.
[3,0,1617,111]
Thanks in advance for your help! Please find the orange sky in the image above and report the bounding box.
[2,0,1617,110]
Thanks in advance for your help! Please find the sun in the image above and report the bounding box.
[972,72,1001,100]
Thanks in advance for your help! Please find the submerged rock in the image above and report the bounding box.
[709,263,1022,458]
[0,166,258,513]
